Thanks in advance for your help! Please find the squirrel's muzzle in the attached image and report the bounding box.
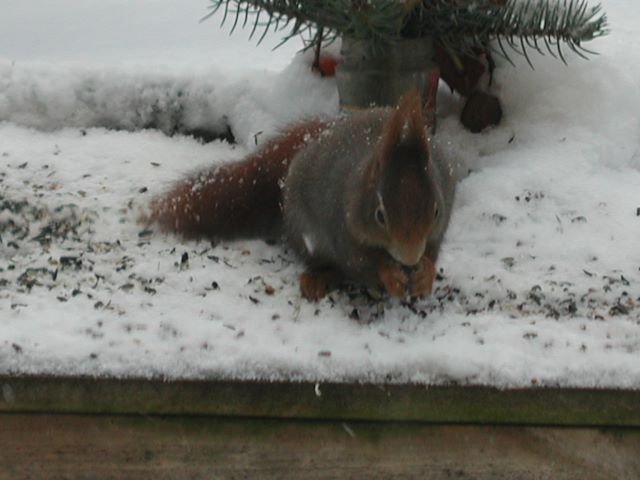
[388,236,427,267]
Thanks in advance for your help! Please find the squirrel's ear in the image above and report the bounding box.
[379,88,429,166]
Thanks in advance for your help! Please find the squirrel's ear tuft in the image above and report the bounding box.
[379,88,429,165]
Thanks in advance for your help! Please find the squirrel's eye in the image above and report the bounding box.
[375,206,386,226]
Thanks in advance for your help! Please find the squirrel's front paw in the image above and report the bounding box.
[299,269,341,301]
[378,256,436,299]
[409,256,436,298]
[378,261,410,299]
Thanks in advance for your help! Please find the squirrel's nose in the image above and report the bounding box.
[388,237,426,267]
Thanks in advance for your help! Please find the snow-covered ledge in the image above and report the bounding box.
[1,57,639,390]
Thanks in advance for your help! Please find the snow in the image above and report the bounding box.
[1,0,639,387]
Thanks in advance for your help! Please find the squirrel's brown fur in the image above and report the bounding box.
[150,119,329,240]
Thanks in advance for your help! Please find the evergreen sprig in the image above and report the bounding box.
[420,0,609,65]
[203,0,407,48]
[204,0,608,63]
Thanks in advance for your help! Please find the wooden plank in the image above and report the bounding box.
[1,375,640,426]
[0,413,638,479]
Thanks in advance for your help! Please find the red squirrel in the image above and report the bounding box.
[150,89,455,300]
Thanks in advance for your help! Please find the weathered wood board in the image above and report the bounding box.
[0,413,639,479]
[1,376,639,478]
[1,375,640,426]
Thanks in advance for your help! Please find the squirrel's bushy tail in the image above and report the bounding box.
[150,119,329,240]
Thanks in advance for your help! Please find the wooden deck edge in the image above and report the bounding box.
[1,413,639,479]
[1,375,639,426]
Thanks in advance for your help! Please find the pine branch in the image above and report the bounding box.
[423,0,609,66]
[204,0,608,62]
[203,0,407,48]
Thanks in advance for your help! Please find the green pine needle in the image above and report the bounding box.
[203,0,608,63]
